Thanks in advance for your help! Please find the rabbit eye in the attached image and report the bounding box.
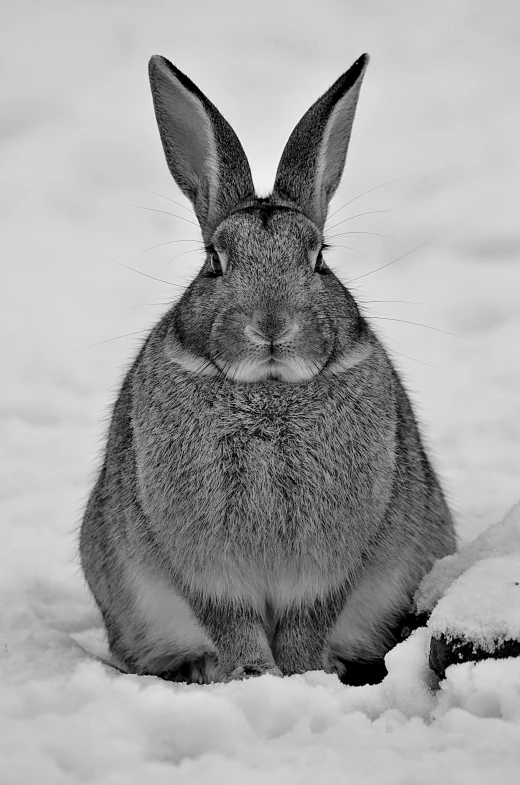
[314,251,325,272]
[210,251,223,276]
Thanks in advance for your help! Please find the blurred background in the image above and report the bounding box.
[1,0,520,590]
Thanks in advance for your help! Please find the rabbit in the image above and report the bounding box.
[80,53,456,686]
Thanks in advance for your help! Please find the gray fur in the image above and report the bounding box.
[80,54,455,685]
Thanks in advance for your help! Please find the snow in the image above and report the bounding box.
[417,501,520,616]
[428,556,520,648]
[416,501,520,650]
[2,631,520,784]
[2,0,520,782]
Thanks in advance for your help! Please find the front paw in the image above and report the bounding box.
[157,651,219,684]
[223,663,283,682]
[329,656,388,686]
[188,652,220,684]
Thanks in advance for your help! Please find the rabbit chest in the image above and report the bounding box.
[132,364,397,602]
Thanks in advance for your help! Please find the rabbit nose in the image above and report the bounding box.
[245,321,299,346]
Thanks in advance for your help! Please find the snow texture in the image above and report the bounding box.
[417,501,520,615]
[428,555,520,647]
[416,501,520,649]
[2,0,520,782]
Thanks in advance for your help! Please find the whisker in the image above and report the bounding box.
[370,316,462,338]
[370,329,408,351]
[362,299,433,307]
[348,231,401,243]
[326,244,370,261]
[128,302,171,309]
[138,187,196,217]
[160,247,204,272]
[347,244,428,284]
[131,204,200,228]
[369,325,437,367]
[340,315,430,366]
[86,329,151,348]
[135,239,203,258]
[332,313,447,359]
[327,209,390,232]
[385,346,436,368]
[327,179,402,221]
[327,231,401,243]
[102,256,180,288]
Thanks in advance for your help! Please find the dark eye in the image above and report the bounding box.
[314,251,325,273]
[210,251,222,276]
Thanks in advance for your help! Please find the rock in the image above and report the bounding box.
[429,633,520,679]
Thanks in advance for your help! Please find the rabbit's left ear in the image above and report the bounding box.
[273,55,369,230]
[149,56,255,241]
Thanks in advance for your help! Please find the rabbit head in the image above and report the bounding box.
[149,54,370,383]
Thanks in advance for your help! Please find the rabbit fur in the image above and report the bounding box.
[80,53,456,685]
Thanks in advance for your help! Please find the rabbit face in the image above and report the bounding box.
[149,54,371,383]
[170,203,364,384]
[210,206,329,383]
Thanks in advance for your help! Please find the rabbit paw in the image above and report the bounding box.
[188,653,220,684]
[332,657,388,686]
[158,652,219,685]
[224,664,283,682]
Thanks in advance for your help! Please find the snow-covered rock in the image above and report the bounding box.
[416,502,520,616]
[415,503,520,677]
[428,556,520,649]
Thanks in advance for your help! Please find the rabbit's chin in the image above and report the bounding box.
[166,343,372,384]
[220,344,374,383]
[166,340,373,384]
[222,357,320,384]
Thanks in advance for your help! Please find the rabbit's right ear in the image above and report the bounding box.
[148,56,255,241]
[273,55,369,230]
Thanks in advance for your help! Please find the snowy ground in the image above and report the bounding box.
[2,0,520,782]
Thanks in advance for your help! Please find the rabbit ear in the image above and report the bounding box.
[148,56,255,240]
[273,54,369,229]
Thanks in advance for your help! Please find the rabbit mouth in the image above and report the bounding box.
[165,333,324,383]
[222,354,322,384]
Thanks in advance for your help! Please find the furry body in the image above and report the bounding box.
[81,304,454,682]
